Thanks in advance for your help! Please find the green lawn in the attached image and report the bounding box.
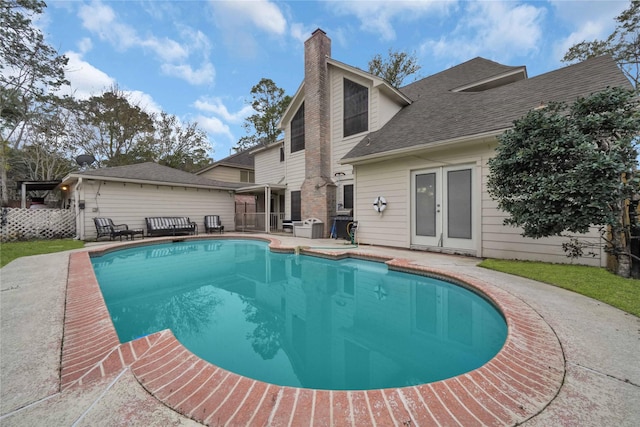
[0,239,85,268]
[479,259,640,317]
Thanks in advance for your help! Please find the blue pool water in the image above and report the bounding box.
[92,239,507,390]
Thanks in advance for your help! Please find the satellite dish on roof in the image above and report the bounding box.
[75,154,96,169]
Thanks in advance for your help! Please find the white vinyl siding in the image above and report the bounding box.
[353,140,605,266]
[329,67,404,182]
[378,92,402,127]
[355,163,410,248]
[281,115,306,221]
[255,145,285,184]
[78,179,235,240]
[283,127,306,189]
[198,165,247,183]
[478,153,604,266]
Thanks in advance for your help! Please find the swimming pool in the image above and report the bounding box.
[92,239,507,391]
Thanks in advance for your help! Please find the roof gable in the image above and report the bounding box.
[400,57,526,99]
[279,58,412,128]
[196,149,255,175]
[343,55,632,163]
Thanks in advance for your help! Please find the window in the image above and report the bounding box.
[291,191,301,221]
[343,79,368,137]
[343,184,353,210]
[240,170,254,183]
[291,102,305,153]
[280,145,284,162]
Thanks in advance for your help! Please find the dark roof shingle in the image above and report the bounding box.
[343,55,632,162]
[75,162,242,189]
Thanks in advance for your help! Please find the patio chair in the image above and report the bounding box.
[93,217,131,241]
[204,215,224,233]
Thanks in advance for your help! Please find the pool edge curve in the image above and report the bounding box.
[63,236,565,426]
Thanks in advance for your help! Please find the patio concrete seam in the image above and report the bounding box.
[567,361,640,388]
[71,367,129,427]
[0,392,60,422]
[498,291,569,427]
[57,253,72,394]
[460,272,569,426]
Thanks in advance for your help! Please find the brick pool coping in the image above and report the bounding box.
[61,236,565,426]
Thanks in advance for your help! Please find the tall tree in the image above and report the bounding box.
[0,0,69,204]
[138,111,212,172]
[487,87,640,277]
[562,1,639,88]
[18,96,77,181]
[76,86,154,167]
[236,78,291,151]
[368,48,421,88]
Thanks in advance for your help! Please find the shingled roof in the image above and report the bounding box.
[343,55,632,163]
[196,149,255,175]
[67,162,242,189]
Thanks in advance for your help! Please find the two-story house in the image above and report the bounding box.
[251,29,632,266]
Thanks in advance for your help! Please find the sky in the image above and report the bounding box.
[39,0,630,161]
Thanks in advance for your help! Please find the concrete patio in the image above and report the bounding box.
[1,234,639,426]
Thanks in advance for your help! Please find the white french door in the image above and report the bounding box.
[411,166,476,251]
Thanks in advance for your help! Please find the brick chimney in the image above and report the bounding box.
[300,29,336,233]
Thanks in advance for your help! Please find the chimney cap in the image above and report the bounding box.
[312,28,327,36]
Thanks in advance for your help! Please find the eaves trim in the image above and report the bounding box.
[341,129,507,166]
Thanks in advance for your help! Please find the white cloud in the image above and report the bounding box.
[179,27,212,58]
[194,115,235,142]
[550,0,626,28]
[62,51,114,99]
[78,0,115,33]
[77,37,93,54]
[193,97,254,124]
[77,0,214,85]
[289,22,315,44]
[124,90,163,115]
[328,0,456,41]
[161,63,215,85]
[550,0,627,60]
[79,2,188,62]
[209,0,288,57]
[192,97,257,153]
[63,51,162,116]
[420,1,545,62]
[212,0,287,35]
[553,20,608,60]
[140,37,189,63]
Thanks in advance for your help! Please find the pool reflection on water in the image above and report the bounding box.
[92,239,507,391]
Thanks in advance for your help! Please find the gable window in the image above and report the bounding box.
[343,184,354,210]
[291,191,301,221]
[291,102,305,153]
[240,170,254,183]
[343,79,368,137]
[280,145,285,162]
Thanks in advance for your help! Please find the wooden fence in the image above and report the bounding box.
[0,208,76,242]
